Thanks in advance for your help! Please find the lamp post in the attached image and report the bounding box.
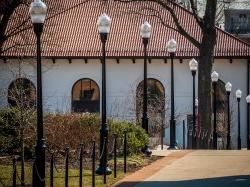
[189,58,198,149]
[211,71,219,150]
[140,21,152,155]
[140,21,151,134]
[195,98,199,147]
[246,95,250,150]
[29,1,47,186]
[167,39,177,149]
[236,89,242,150]
[225,82,232,150]
[96,13,112,175]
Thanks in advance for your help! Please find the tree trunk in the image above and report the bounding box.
[198,30,216,149]
[198,0,217,149]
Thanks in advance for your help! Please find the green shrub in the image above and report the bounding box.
[0,107,36,156]
[0,110,148,156]
[109,120,149,154]
[0,108,21,155]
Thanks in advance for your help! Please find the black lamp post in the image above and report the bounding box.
[140,21,151,134]
[140,21,152,156]
[211,71,219,150]
[96,13,112,175]
[225,82,232,150]
[236,89,242,150]
[167,39,177,149]
[195,98,198,146]
[246,95,250,150]
[29,0,47,186]
[189,58,198,149]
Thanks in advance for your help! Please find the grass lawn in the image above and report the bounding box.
[0,155,159,187]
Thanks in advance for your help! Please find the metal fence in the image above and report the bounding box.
[0,132,128,187]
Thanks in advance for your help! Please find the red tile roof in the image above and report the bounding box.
[2,0,250,58]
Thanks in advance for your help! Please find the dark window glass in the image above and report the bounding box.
[136,78,165,136]
[72,79,100,113]
[229,13,250,34]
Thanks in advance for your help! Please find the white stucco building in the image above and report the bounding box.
[0,1,250,148]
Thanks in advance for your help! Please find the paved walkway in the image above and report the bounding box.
[114,150,250,187]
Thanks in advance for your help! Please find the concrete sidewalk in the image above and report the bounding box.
[114,150,250,187]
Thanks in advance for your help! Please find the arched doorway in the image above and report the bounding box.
[8,78,36,108]
[213,79,228,148]
[136,78,165,136]
[71,78,100,113]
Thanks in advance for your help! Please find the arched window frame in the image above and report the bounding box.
[71,78,100,113]
[213,79,228,138]
[136,78,165,136]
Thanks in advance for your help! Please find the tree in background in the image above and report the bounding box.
[113,0,226,148]
[177,0,250,26]
[0,59,37,185]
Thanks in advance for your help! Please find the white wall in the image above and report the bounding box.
[0,58,248,148]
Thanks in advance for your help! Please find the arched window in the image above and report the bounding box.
[136,78,165,136]
[213,80,228,139]
[8,78,36,108]
[72,79,100,113]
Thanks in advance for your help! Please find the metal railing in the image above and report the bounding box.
[0,131,129,187]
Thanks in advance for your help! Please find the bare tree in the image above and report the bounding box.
[0,58,37,185]
[111,0,220,148]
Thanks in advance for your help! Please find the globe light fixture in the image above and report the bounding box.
[236,89,242,99]
[29,0,47,24]
[97,13,111,34]
[140,21,151,39]
[211,71,219,82]
[195,98,198,108]
[225,82,232,93]
[167,39,177,53]
[246,95,250,103]
[189,58,198,72]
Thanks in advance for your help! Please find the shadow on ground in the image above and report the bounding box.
[115,175,250,187]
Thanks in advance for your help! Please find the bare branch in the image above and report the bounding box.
[114,0,201,48]
[189,0,204,27]
[128,6,179,32]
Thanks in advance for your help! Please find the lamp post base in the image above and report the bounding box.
[32,139,46,187]
[169,119,177,150]
[238,137,241,150]
[213,132,217,150]
[192,137,197,150]
[141,145,152,157]
[95,166,112,175]
[226,135,231,150]
[167,145,178,150]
